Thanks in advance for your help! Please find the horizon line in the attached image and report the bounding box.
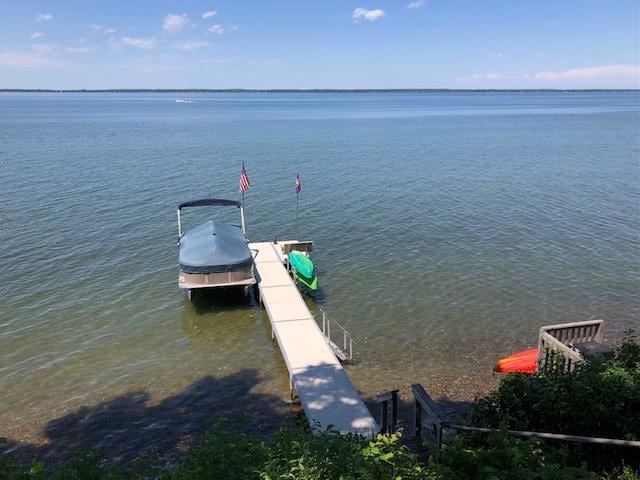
[1,88,639,93]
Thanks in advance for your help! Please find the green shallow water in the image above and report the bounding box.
[1,92,638,457]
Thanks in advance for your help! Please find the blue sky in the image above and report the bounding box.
[1,0,638,89]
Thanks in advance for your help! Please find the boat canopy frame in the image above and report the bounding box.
[177,198,246,238]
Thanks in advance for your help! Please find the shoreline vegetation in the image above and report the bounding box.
[2,340,638,479]
[1,88,639,93]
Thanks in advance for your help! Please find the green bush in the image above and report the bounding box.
[1,343,638,479]
[436,431,594,480]
[2,429,638,480]
[472,341,640,470]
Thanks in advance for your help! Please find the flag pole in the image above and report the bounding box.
[295,171,300,240]
[239,161,249,234]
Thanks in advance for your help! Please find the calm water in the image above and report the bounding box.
[1,92,639,457]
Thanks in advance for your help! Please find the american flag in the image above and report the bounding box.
[295,172,301,193]
[239,163,250,193]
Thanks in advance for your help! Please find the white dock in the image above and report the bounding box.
[249,241,378,437]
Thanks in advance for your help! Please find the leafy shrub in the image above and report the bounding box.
[168,428,267,480]
[3,428,638,480]
[472,341,640,470]
[435,431,595,480]
[2,343,638,478]
[256,429,431,480]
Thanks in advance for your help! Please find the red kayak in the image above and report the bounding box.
[494,348,538,374]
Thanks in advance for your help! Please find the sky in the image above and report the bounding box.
[0,0,639,89]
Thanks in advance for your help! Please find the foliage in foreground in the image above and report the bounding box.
[472,340,640,470]
[2,429,639,480]
[2,341,639,479]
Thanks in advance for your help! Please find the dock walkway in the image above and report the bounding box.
[249,241,378,437]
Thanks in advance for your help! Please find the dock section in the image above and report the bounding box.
[249,241,378,437]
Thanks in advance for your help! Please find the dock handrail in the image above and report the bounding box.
[318,308,355,362]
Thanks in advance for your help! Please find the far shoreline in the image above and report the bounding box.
[1,88,639,93]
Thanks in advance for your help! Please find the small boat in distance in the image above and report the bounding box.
[175,99,193,103]
[177,198,255,299]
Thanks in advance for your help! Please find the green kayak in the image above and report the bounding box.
[288,251,318,290]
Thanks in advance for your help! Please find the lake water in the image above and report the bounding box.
[1,91,639,459]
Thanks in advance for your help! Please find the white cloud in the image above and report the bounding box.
[202,10,217,19]
[173,40,212,51]
[121,36,157,49]
[0,50,61,67]
[407,0,424,9]
[458,72,530,82]
[90,24,116,34]
[32,43,57,54]
[230,25,240,31]
[30,32,44,39]
[209,24,224,34]
[457,64,640,87]
[163,13,190,33]
[352,8,385,22]
[535,64,639,82]
[64,47,93,53]
[36,13,53,22]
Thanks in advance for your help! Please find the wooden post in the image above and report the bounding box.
[434,423,442,459]
[376,390,399,435]
[412,384,446,454]
[391,390,398,433]
[381,400,389,434]
[415,399,422,441]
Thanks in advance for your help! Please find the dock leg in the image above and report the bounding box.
[289,377,297,402]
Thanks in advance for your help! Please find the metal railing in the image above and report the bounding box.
[318,308,355,362]
[411,383,640,458]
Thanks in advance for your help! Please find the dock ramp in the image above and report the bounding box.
[249,241,378,437]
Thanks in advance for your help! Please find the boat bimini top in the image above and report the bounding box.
[177,198,246,236]
[177,198,251,276]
